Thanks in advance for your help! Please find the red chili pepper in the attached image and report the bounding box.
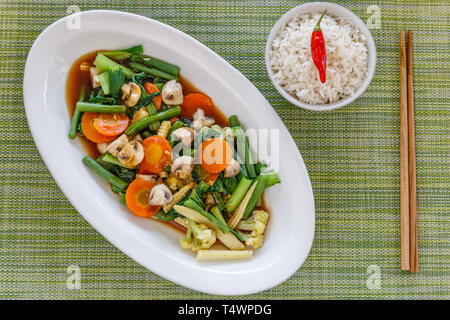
[311,10,327,83]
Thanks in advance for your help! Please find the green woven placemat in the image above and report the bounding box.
[0,0,449,299]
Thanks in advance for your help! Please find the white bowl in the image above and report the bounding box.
[265,2,377,111]
[23,10,315,295]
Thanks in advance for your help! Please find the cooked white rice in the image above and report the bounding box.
[269,13,368,105]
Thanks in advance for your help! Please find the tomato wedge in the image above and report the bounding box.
[125,178,161,217]
[143,82,162,110]
[198,138,232,173]
[180,93,214,118]
[93,113,129,136]
[139,135,172,174]
[81,112,118,143]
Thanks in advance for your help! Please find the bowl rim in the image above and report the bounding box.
[265,2,377,111]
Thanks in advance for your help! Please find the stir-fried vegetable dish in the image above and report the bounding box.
[67,45,280,261]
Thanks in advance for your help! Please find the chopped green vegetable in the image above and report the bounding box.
[242,174,268,220]
[211,191,226,212]
[182,199,243,241]
[210,206,227,225]
[125,105,141,119]
[100,45,144,60]
[97,152,131,169]
[211,176,226,194]
[262,169,281,188]
[108,69,125,96]
[98,72,110,95]
[94,53,135,77]
[197,181,210,192]
[222,174,239,194]
[140,56,180,75]
[142,129,152,138]
[125,106,181,136]
[146,102,160,131]
[109,165,136,183]
[76,102,126,113]
[225,176,253,213]
[111,185,122,194]
[188,184,207,209]
[130,62,178,81]
[168,120,185,136]
[89,88,118,105]
[228,115,240,128]
[119,192,126,204]
[254,161,267,176]
[155,209,181,221]
[82,156,129,191]
[229,115,257,178]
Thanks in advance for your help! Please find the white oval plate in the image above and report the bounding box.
[24,10,315,295]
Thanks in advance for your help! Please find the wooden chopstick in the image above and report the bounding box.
[399,30,410,271]
[407,30,418,273]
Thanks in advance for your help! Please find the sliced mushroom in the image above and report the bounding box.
[131,107,149,125]
[136,174,156,183]
[97,142,108,154]
[204,192,215,211]
[131,133,144,143]
[191,108,215,130]
[204,192,215,207]
[106,134,128,157]
[148,184,173,206]
[121,82,141,107]
[161,80,183,105]
[172,127,194,146]
[117,141,144,168]
[90,67,101,88]
[224,158,241,178]
[171,156,194,180]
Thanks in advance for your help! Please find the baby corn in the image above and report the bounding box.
[196,250,253,261]
[174,205,244,250]
[174,217,188,228]
[157,120,171,139]
[163,182,195,212]
[227,182,256,229]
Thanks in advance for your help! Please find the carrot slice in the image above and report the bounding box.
[195,165,219,185]
[204,172,219,186]
[180,93,214,118]
[81,112,118,143]
[198,138,232,173]
[93,113,129,136]
[125,178,161,217]
[143,82,162,110]
[139,135,172,174]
